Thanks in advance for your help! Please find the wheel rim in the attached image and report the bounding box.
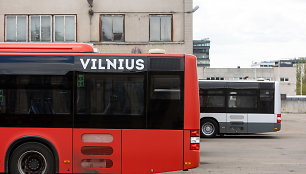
[202,122,215,136]
[17,150,47,174]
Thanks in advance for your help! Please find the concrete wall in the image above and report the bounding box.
[0,0,193,54]
[282,100,306,113]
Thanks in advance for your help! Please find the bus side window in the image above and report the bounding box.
[77,74,144,116]
[148,74,184,129]
[0,89,5,113]
[76,73,146,129]
[200,89,225,113]
[0,75,71,115]
[259,90,274,113]
[227,90,257,113]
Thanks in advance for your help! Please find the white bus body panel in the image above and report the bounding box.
[247,114,276,123]
[200,113,226,122]
[275,82,281,115]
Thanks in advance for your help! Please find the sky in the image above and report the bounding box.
[193,0,306,68]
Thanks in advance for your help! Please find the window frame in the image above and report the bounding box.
[53,15,77,42]
[4,14,77,42]
[149,14,173,42]
[5,15,28,42]
[29,15,52,42]
[100,14,125,42]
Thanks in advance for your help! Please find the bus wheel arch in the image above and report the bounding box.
[5,136,59,174]
[200,118,219,138]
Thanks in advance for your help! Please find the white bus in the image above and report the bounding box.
[199,80,281,137]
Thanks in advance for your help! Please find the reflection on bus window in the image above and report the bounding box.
[77,74,144,116]
[0,75,71,115]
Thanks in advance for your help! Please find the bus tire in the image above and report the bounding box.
[200,119,218,138]
[9,142,55,174]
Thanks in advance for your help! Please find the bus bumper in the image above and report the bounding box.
[274,123,281,131]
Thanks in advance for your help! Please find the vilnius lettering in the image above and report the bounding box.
[80,58,145,70]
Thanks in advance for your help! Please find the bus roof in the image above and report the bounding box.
[0,43,95,53]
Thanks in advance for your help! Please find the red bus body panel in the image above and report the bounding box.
[122,130,183,174]
[73,129,121,174]
[183,55,200,170]
[184,55,200,130]
[0,128,72,173]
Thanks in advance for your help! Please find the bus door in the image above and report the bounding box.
[226,113,248,133]
[72,73,122,173]
[72,129,121,173]
[226,90,248,133]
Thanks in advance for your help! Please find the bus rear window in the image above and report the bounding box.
[151,76,180,100]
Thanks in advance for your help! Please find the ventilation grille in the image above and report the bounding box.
[150,58,182,71]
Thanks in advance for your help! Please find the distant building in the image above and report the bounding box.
[251,61,275,68]
[197,67,297,96]
[193,39,210,67]
[251,59,294,68]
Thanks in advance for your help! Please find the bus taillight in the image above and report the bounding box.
[277,114,281,123]
[190,130,200,150]
[190,130,200,137]
[190,143,200,150]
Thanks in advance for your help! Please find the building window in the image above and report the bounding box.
[280,77,289,82]
[5,15,76,42]
[100,15,124,42]
[54,15,76,42]
[5,15,28,42]
[30,15,51,42]
[150,15,172,42]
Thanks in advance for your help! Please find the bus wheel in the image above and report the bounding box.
[9,142,55,174]
[200,119,218,138]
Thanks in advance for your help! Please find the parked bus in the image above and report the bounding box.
[199,80,281,137]
[0,43,200,174]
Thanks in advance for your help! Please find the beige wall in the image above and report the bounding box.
[0,0,193,54]
[198,67,297,96]
[273,67,297,96]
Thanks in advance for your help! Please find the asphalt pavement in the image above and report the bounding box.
[171,114,306,174]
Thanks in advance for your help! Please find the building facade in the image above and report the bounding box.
[198,67,297,96]
[0,0,194,54]
[193,38,210,67]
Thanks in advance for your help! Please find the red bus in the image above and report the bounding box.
[0,43,200,174]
